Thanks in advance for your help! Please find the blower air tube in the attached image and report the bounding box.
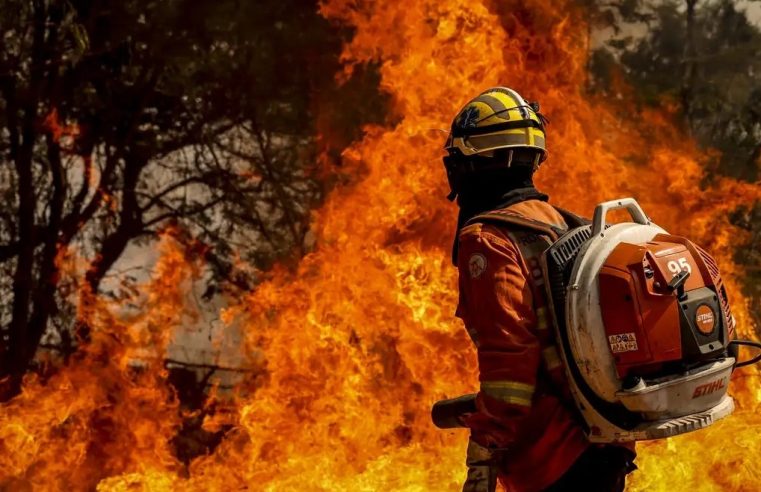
[431,393,477,429]
[729,339,761,368]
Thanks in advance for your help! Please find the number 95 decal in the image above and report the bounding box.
[667,257,692,275]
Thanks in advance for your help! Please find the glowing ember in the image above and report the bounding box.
[1,0,759,491]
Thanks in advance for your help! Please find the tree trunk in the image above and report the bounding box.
[681,0,699,132]
[25,136,67,373]
[1,1,47,400]
[78,156,146,342]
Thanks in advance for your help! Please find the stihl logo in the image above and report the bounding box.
[692,378,726,398]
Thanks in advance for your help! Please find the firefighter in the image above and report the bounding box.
[443,87,636,492]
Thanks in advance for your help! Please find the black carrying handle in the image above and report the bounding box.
[431,393,477,429]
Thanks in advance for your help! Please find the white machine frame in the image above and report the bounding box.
[546,198,735,442]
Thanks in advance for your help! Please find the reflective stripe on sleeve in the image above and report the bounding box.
[542,345,562,371]
[536,306,549,330]
[480,381,534,407]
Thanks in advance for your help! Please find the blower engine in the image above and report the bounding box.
[433,198,760,443]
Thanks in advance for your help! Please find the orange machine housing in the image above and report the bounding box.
[598,234,733,379]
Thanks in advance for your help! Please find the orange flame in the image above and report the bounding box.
[2,1,760,491]
[0,232,200,490]
[42,108,81,149]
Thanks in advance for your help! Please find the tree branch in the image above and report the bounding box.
[143,194,228,229]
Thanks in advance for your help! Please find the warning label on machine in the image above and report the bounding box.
[608,333,638,353]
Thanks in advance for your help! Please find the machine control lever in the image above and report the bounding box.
[667,270,690,299]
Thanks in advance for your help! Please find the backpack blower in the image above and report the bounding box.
[433,198,761,442]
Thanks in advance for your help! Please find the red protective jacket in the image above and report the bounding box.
[455,199,590,492]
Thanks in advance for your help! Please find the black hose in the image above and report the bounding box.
[729,339,761,368]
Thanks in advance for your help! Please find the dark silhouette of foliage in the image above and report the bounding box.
[0,0,388,398]
[589,0,761,181]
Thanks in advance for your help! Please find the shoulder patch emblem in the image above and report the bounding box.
[468,253,487,278]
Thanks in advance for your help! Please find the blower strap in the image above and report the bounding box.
[470,210,564,240]
[465,205,590,238]
[463,205,590,414]
[553,206,591,229]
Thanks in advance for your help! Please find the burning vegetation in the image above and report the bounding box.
[1,0,760,491]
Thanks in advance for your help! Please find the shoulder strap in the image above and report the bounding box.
[462,205,588,412]
[552,206,590,229]
[465,208,565,241]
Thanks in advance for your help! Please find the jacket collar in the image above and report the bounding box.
[452,187,548,264]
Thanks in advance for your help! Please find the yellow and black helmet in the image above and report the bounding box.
[446,87,547,156]
[445,87,547,159]
[443,87,548,200]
